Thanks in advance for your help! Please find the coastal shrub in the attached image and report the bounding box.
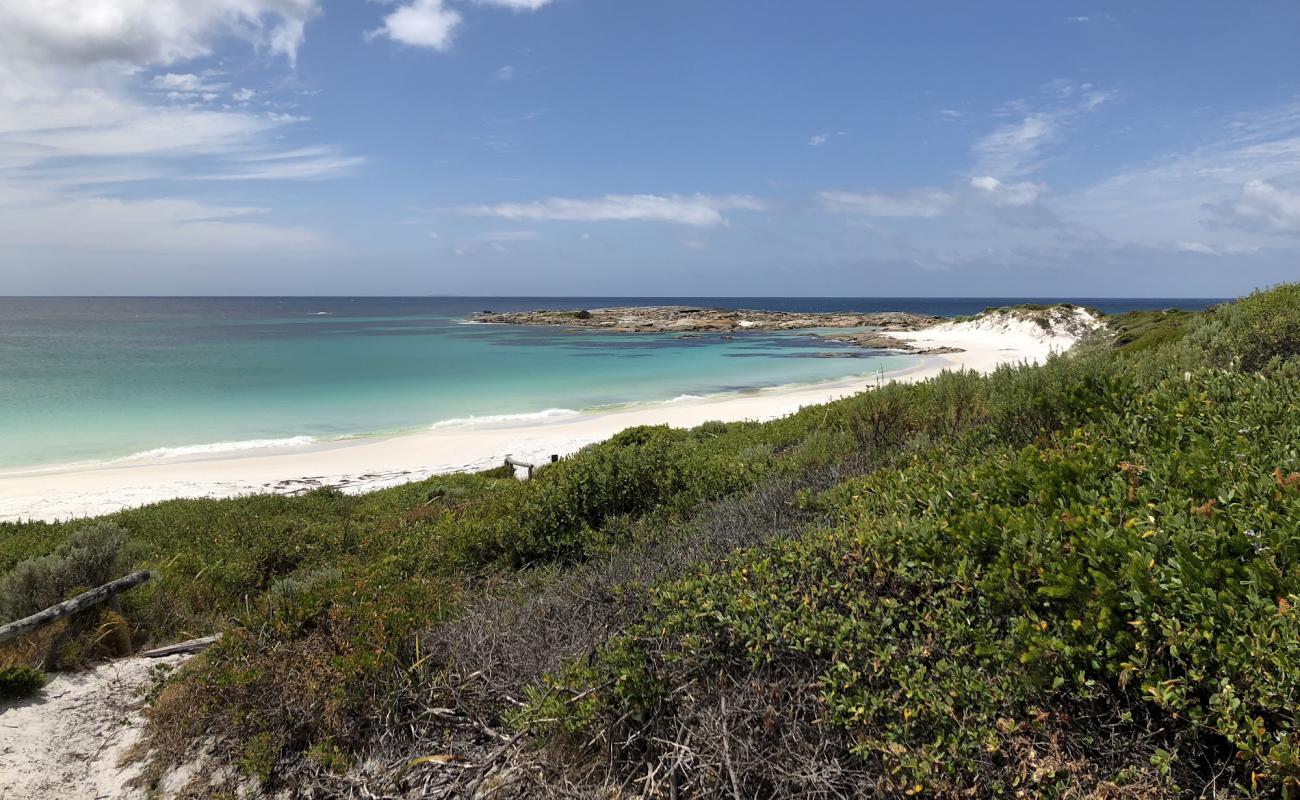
[532,359,1300,795]
[1106,308,1192,353]
[0,521,131,622]
[1212,283,1300,370]
[0,664,46,701]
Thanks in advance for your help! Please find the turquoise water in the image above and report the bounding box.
[0,296,1222,472]
[0,298,909,471]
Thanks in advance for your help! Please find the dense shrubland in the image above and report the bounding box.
[2,286,1300,797]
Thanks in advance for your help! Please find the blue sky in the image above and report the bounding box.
[2,1,1300,296]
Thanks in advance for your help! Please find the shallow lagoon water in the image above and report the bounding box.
[0,296,1220,471]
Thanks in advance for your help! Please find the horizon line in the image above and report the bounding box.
[0,294,1232,301]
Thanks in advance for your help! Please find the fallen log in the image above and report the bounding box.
[139,634,221,658]
[0,570,152,645]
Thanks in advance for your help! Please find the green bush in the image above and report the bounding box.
[0,522,131,622]
[1212,284,1300,370]
[540,358,1300,794]
[0,664,47,701]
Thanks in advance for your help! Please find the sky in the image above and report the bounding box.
[2,2,1300,297]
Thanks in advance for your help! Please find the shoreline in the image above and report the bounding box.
[0,313,1095,523]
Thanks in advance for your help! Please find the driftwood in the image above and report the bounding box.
[0,570,152,645]
[139,634,222,658]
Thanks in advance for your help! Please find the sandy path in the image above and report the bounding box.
[0,655,187,800]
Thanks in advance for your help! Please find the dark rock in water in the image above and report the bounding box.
[815,351,872,358]
[813,331,966,356]
[917,346,965,355]
[470,305,942,333]
[820,332,910,349]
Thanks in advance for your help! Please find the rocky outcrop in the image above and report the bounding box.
[813,331,965,355]
[471,306,941,333]
[472,304,1105,358]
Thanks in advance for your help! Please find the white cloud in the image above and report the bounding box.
[1059,103,1300,252]
[454,194,766,228]
[818,188,953,218]
[814,99,1300,275]
[970,175,1044,206]
[370,0,557,52]
[808,134,829,147]
[152,73,205,92]
[195,146,367,180]
[0,0,319,70]
[971,113,1057,178]
[496,64,515,81]
[0,184,326,254]
[0,0,357,274]
[1213,180,1300,235]
[472,0,557,9]
[971,87,1112,178]
[369,0,461,50]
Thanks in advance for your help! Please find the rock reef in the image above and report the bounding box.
[471,306,960,354]
[472,306,941,334]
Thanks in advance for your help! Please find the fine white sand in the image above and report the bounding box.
[0,654,190,800]
[0,312,1102,523]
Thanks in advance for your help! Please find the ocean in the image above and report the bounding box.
[0,296,1221,473]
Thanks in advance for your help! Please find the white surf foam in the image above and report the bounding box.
[428,408,582,430]
[114,436,319,463]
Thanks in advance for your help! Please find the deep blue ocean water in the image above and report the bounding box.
[0,297,1222,471]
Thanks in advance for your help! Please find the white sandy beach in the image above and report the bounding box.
[0,312,1100,523]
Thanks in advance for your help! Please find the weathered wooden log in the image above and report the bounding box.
[504,456,536,479]
[0,570,151,645]
[139,634,221,658]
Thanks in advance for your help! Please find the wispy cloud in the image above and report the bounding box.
[1065,13,1112,23]
[816,96,1300,275]
[1212,180,1300,236]
[453,194,766,228]
[818,188,953,218]
[1060,101,1300,251]
[808,134,829,147]
[495,64,516,81]
[0,0,353,265]
[971,84,1113,178]
[472,0,558,9]
[969,175,1045,207]
[0,0,320,70]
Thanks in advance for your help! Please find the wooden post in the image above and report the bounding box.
[0,570,151,645]
[504,456,537,480]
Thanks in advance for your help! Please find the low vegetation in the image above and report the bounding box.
[2,286,1299,798]
[0,664,46,701]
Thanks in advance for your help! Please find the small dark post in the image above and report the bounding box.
[551,454,559,463]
